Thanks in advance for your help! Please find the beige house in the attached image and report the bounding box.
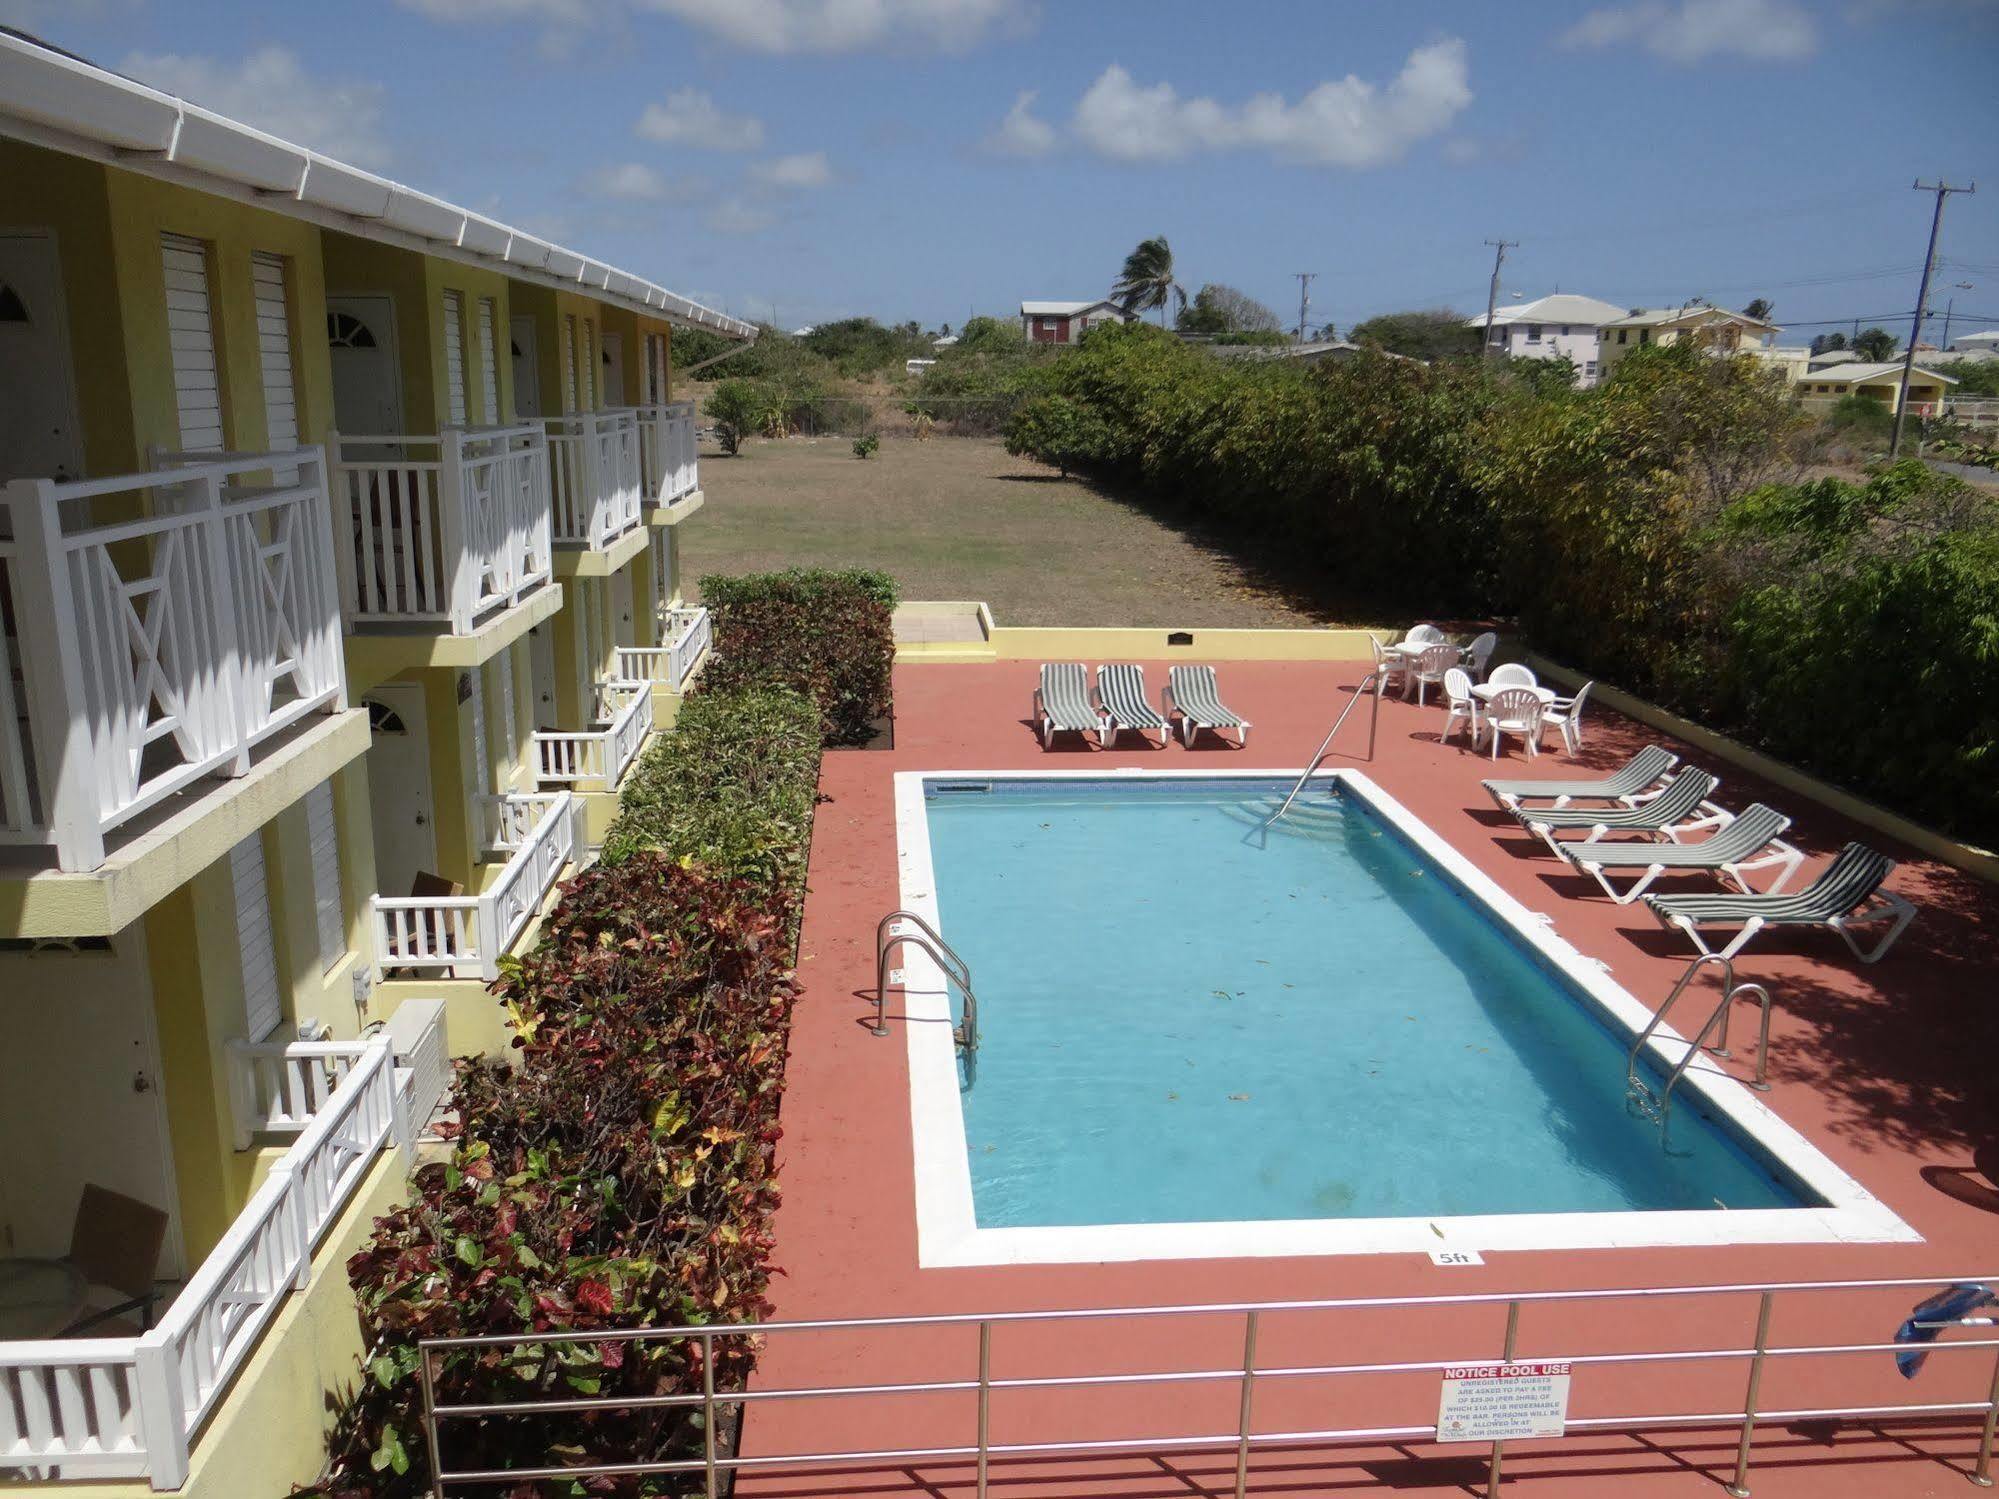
[1596,305,1779,376]
[1795,362,1958,417]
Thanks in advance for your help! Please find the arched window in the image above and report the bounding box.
[327,310,378,349]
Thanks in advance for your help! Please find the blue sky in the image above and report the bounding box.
[11,0,1999,340]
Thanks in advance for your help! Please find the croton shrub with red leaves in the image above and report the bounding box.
[697,569,897,747]
[307,692,821,1497]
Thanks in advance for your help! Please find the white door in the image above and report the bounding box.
[364,684,436,894]
[251,251,299,450]
[161,232,223,452]
[0,931,185,1276]
[0,231,85,483]
[510,315,540,418]
[602,331,624,408]
[327,294,404,436]
[527,625,558,730]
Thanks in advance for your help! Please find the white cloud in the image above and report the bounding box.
[636,0,1030,53]
[120,45,392,167]
[985,89,1058,156]
[1068,40,1472,169]
[1560,0,1819,61]
[704,197,779,234]
[578,162,701,200]
[397,0,592,19]
[635,89,765,151]
[749,151,833,189]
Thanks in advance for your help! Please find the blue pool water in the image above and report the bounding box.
[921,777,1816,1229]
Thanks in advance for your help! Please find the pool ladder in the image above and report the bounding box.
[875,910,979,1053]
[1626,954,1773,1131]
[1263,671,1385,828]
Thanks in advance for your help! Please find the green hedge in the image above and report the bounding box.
[698,568,897,746]
[309,688,822,1496]
[1006,326,1999,842]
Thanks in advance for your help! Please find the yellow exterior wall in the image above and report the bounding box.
[3,139,334,475]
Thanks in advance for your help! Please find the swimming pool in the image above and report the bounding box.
[894,770,1916,1265]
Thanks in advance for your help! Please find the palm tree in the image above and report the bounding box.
[1112,236,1186,326]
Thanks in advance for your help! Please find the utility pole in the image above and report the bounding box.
[1892,177,1974,457]
[1294,273,1317,343]
[1481,239,1517,360]
[1938,281,1974,354]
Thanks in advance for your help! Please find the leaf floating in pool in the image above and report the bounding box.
[1410,869,1423,878]
[1254,958,1271,965]
[1166,1091,1179,1102]
[1227,1093,1251,1102]
[1211,989,1231,1000]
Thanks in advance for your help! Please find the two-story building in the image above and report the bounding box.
[1465,293,1626,385]
[1595,304,1780,377]
[0,27,744,1496]
[1020,299,1130,344]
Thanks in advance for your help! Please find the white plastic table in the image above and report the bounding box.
[1470,682,1557,705]
[0,1258,87,1339]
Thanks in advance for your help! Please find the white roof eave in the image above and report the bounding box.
[0,28,754,339]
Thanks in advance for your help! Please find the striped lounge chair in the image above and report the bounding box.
[1483,745,1678,811]
[1515,767,1725,856]
[1096,664,1172,749]
[1163,665,1250,747]
[1032,663,1104,749]
[1644,841,1916,963]
[1558,803,1804,904]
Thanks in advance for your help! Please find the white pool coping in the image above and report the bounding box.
[893,768,1919,1267]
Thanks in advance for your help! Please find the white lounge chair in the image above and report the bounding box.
[1095,664,1172,748]
[1559,802,1804,904]
[1645,841,1916,963]
[1484,745,1679,811]
[1033,663,1104,749]
[1517,767,1726,854]
[1164,665,1249,746]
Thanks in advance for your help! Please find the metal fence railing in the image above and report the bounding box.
[416,1274,1999,1499]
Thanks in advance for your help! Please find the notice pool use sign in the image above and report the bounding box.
[1435,1361,1572,1443]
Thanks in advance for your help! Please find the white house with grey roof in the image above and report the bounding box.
[1465,293,1626,385]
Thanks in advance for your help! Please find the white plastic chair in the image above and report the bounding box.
[1463,631,1497,680]
[1487,662,1537,688]
[1485,687,1544,760]
[1405,623,1445,645]
[1407,643,1459,705]
[1441,667,1480,744]
[1544,680,1594,756]
[1369,634,1407,695]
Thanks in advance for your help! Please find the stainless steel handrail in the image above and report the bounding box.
[1627,954,1774,1126]
[1263,670,1383,827]
[875,908,978,1051]
[416,1272,1999,1499]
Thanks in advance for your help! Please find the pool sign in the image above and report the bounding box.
[1435,1361,1572,1443]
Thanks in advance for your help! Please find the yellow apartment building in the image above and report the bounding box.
[0,28,745,1494]
[1595,304,1780,376]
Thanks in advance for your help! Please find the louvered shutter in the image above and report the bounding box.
[229,834,283,1040]
[251,252,298,449]
[581,321,596,409]
[442,290,467,426]
[493,654,518,779]
[562,316,577,411]
[468,669,491,796]
[478,297,501,423]
[304,784,346,972]
[162,233,223,451]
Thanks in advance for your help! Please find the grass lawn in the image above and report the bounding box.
[679,433,1346,627]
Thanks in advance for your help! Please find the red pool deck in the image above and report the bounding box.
[737,661,1999,1498]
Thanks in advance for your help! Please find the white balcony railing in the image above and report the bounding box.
[622,401,698,506]
[368,791,581,981]
[328,425,553,634]
[226,1000,450,1149]
[531,678,653,791]
[544,412,642,548]
[0,1031,412,1489]
[615,605,710,692]
[0,451,347,872]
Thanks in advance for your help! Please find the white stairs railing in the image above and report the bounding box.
[0,1024,420,1488]
[613,605,710,692]
[531,678,653,790]
[0,450,347,872]
[328,425,553,634]
[368,792,582,981]
[544,411,642,548]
